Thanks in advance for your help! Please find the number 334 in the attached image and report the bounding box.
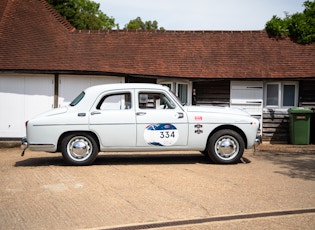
[160,131,175,138]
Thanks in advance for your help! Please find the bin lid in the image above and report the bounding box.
[288,107,313,114]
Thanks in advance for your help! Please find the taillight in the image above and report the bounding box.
[25,120,29,127]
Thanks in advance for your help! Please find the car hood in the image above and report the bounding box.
[184,105,250,116]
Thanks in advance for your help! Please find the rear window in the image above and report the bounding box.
[70,91,85,106]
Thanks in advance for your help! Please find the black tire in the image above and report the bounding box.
[61,133,99,166]
[200,150,208,156]
[207,129,244,164]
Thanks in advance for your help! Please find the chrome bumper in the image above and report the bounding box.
[21,137,56,153]
[21,137,28,156]
[254,135,262,148]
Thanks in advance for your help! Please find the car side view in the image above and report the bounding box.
[21,83,260,165]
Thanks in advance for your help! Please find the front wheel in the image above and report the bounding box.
[207,129,244,164]
[61,133,99,166]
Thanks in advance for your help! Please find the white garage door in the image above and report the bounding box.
[230,81,263,135]
[0,74,54,138]
[58,75,124,107]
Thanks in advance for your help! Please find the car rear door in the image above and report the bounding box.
[89,90,136,148]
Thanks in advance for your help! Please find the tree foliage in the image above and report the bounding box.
[265,0,315,44]
[124,17,165,30]
[47,0,118,30]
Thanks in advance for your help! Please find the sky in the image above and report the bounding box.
[94,0,306,30]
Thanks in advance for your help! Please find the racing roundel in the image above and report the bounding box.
[144,124,179,146]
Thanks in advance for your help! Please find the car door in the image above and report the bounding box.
[89,90,136,148]
[135,89,188,147]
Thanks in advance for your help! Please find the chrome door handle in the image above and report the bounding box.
[91,111,101,115]
[136,112,146,116]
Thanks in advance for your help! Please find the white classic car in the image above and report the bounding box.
[21,83,260,165]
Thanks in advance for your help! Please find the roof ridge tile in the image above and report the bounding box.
[38,0,75,32]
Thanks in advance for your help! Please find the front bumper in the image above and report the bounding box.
[254,135,262,148]
[21,137,28,156]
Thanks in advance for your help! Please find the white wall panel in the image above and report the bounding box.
[0,74,54,137]
[59,75,124,107]
[230,81,264,135]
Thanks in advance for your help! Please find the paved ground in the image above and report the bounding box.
[0,145,314,229]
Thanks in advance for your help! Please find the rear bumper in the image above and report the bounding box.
[21,137,56,152]
[21,137,28,150]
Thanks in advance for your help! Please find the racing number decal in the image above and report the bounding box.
[144,124,179,146]
[159,130,175,139]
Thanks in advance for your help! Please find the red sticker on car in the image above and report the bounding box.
[195,116,202,121]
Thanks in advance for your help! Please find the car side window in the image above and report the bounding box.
[138,92,175,109]
[97,93,132,110]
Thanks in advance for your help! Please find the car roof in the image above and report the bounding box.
[69,83,170,111]
[84,83,168,94]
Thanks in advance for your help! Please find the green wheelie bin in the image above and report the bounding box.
[288,107,313,145]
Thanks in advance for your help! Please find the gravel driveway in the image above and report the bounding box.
[0,147,314,229]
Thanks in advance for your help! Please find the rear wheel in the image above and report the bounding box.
[61,133,99,166]
[207,129,244,164]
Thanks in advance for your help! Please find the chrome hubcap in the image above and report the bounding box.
[67,136,92,161]
[72,140,88,156]
[215,135,239,160]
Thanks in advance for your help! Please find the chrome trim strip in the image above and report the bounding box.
[33,124,86,127]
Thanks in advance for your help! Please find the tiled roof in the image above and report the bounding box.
[0,0,315,79]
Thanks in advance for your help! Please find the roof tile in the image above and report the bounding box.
[0,0,314,79]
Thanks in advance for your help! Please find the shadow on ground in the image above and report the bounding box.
[15,153,251,167]
[255,151,315,181]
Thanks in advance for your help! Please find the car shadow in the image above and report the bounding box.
[15,156,66,167]
[15,152,251,167]
[94,153,211,165]
[255,152,315,181]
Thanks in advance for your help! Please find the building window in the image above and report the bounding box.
[266,84,279,106]
[283,85,295,106]
[177,83,188,105]
[158,80,192,105]
[265,82,298,108]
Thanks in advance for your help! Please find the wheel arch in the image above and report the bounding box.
[207,125,247,149]
[57,131,100,152]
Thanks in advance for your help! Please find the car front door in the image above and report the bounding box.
[135,89,188,147]
[89,90,136,148]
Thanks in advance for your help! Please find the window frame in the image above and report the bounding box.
[176,82,189,105]
[96,92,132,110]
[264,81,299,108]
[157,80,192,105]
[138,91,176,110]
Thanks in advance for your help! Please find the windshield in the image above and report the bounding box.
[70,91,85,106]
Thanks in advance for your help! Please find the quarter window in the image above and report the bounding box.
[70,91,85,106]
